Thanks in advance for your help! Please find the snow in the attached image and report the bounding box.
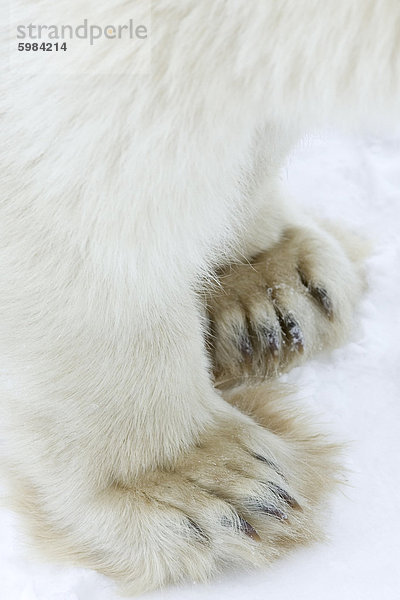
[1,132,400,600]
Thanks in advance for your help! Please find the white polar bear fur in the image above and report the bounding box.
[1,0,399,594]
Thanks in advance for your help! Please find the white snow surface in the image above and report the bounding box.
[1,132,400,600]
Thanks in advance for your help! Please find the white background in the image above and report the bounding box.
[1,132,399,600]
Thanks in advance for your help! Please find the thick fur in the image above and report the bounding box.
[1,0,400,595]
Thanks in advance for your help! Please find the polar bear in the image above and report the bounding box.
[1,0,399,594]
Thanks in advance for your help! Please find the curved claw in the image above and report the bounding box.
[282,314,304,352]
[259,325,280,356]
[311,286,333,318]
[267,482,302,510]
[251,453,287,480]
[221,514,260,541]
[187,518,210,543]
[238,331,253,358]
[257,502,288,521]
[238,516,260,541]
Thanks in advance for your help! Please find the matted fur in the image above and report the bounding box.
[1,0,400,595]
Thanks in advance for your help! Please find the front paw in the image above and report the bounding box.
[206,225,367,387]
[125,408,336,591]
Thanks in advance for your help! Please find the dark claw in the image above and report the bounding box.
[311,286,333,318]
[221,514,260,541]
[260,325,280,355]
[282,314,304,352]
[238,331,253,358]
[238,516,261,541]
[187,519,209,543]
[251,453,287,481]
[256,502,288,521]
[298,269,333,318]
[268,482,302,510]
